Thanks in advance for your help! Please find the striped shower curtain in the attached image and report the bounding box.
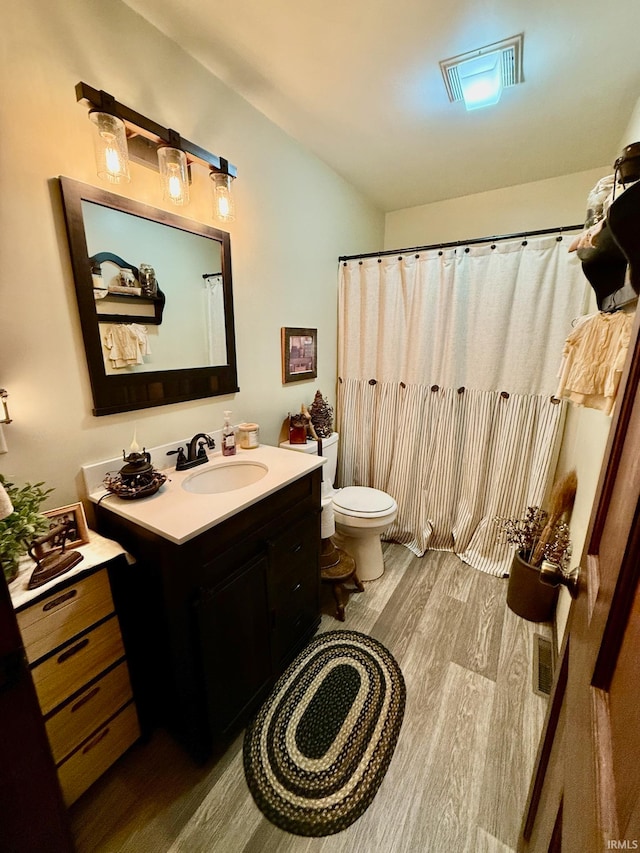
[338,235,588,576]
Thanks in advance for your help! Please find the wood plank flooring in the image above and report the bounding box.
[69,544,552,852]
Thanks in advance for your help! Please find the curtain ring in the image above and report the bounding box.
[343,261,347,266]
[431,384,439,392]
[491,244,496,250]
[550,396,561,405]
[377,257,382,263]
[438,250,443,256]
[464,247,470,253]
[369,378,377,386]
[338,376,343,383]
[522,240,528,246]
[457,386,465,394]
[500,391,510,399]
[400,381,406,389]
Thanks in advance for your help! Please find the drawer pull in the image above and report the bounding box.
[43,589,78,612]
[82,726,110,755]
[292,583,302,593]
[291,543,303,554]
[57,637,89,664]
[71,685,100,713]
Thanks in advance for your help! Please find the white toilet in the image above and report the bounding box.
[279,432,397,581]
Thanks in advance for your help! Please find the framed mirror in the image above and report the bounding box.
[59,176,238,415]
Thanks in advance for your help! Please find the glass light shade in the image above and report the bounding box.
[210,172,236,222]
[158,146,190,206]
[89,111,130,183]
[458,51,503,110]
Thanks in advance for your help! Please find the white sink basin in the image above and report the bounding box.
[182,461,268,494]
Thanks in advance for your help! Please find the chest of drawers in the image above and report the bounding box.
[11,536,140,806]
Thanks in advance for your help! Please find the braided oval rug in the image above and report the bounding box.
[243,630,406,837]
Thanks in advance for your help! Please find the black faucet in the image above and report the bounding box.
[167,433,216,471]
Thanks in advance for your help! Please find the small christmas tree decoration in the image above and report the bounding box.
[309,390,334,438]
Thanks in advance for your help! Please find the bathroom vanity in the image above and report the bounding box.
[86,445,323,761]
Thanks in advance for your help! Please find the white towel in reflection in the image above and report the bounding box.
[104,323,151,368]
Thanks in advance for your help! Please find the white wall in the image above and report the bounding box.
[621,95,640,147]
[0,0,383,506]
[384,167,608,249]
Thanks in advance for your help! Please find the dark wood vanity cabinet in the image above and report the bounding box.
[96,469,321,761]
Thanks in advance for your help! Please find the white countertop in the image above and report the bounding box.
[84,444,325,545]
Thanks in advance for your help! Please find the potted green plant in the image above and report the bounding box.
[495,471,576,622]
[0,475,53,584]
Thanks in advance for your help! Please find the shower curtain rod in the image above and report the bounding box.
[338,222,584,262]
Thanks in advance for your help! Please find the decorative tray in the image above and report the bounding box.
[103,471,167,500]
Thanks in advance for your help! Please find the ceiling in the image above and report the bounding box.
[123,0,640,213]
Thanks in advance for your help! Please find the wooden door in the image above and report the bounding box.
[521,307,640,852]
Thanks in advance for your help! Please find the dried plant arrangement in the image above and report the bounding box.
[495,470,577,571]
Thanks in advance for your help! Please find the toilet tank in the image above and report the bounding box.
[279,432,339,487]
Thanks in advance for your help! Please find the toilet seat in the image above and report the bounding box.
[333,486,397,518]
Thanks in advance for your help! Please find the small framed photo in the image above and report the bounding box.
[281,327,317,384]
[42,502,90,550]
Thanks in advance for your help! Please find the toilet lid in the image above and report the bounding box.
[333,486,396,517]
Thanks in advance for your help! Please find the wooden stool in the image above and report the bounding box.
[320,538,364,621]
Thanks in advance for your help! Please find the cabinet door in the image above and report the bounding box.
[195,554,272,735]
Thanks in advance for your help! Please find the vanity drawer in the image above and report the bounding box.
[45,661,134,764]
[32,616,125,715]
[57,702,140,806]
[268,514,319,581]
[17,570,115,664]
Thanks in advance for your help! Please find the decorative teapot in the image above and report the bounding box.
[118,448,154,488]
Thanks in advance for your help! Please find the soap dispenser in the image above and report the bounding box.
[222,410,236,456]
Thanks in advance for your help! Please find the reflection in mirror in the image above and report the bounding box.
[81,201,228,373]
[59,177,238,416]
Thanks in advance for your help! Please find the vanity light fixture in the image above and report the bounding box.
[0,389,12,424]
[89,111,130,183]
[158,144,190,206]
[439,34,524,111]
[76,82,237,216]
[210,172,236,222]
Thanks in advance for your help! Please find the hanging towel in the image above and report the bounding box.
[104,323,151,368]
[556,311,634,415]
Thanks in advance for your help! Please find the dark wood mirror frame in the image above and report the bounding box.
[58,176,239,416]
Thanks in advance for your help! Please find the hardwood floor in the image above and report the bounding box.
[69,544,552,852]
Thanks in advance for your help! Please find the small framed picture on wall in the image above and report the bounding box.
[281,327,317,384]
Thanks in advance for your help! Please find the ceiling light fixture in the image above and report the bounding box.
[76,83,237,220]
[439,34,524,111]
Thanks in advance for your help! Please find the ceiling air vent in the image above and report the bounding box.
[440,34,524,104]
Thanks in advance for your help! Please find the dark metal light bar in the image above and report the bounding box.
[75,81,237,178]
